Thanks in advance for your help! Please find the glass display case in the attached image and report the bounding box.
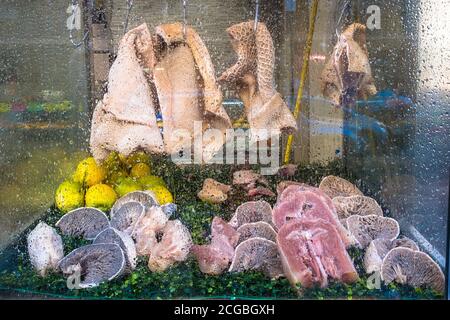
[0,0,448,300]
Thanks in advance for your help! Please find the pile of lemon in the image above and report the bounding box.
[55,152,173,213]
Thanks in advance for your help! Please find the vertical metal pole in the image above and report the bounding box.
[283,0,319,164]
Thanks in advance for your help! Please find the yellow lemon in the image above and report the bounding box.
[105,169,128,185]
[73,157,106,187]
[114,177,142,197]
[125,151,151,169]
[85,184,117,212]
[130,163,151,179]
[148,185,173,205]
[103,152,124,172]
[138,175,166,189]
[55,180,85,213]
[102,152,129,184]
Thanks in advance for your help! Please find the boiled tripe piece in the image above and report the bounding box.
[90,104,164,162]
[155,22,231,129]
[153,44,203,155]
[90,23,164,162]
[106,23,157,125]
[320,23,377,106]
[219,21,297,141]
[27,222,64,277]
[154,23,232,162]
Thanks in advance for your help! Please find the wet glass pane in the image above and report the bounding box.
[0,1,90,249]
[0,0,448,300]
[345,0,450,267]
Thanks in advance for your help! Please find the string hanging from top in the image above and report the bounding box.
[68,0,89,48]
[335,0,351,38]
[182,0,188,38]
[123,0,134,35]
[254,0,260,31]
